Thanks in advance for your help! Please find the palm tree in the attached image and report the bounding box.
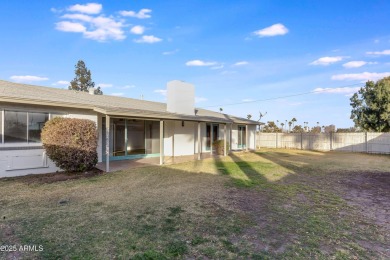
[288,121,292,132]
[247,114,252,120]
[291,117,297,127]
[219,108,223,113]
[280,123,285,131]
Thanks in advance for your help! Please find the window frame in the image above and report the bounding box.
[0,109,62,145]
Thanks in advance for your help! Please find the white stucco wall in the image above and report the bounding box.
[248,125,256,150]
[231,124,256,151]
[163,120,196,156]
[231,124,239,150]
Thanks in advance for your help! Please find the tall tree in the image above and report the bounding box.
[247,114,252,120]
[291,117,297,127]
[350,77,390,132]
[69,60,103,95]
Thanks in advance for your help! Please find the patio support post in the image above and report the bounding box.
[224,124,227,156]
[105,115,110,172]
[197,122,201,160]
[160,120,164,165]
[246,124,249,151]
[210,124,213,155]
[229,123,233,153]
[255,125,258,150]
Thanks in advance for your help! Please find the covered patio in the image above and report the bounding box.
[96,153,215,172]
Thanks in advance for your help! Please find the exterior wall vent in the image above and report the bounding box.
[166,80,195,115]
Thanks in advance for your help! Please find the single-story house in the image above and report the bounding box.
[0,79,260,177]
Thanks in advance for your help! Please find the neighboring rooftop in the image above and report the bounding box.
[0,80,260,125]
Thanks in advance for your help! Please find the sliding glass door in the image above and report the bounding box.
[206,123,219,151]
[103,118,160,160]
[237,125,246,149]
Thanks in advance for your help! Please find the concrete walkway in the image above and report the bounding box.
[96,153,214,172]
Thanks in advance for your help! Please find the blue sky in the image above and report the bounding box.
[1,1,390,128]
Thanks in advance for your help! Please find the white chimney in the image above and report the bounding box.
[89,87,95,95]
[167,80,195,115]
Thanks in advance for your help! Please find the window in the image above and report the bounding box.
[4,111,27,143]
[2,110,50,144]
[28,112,49,143]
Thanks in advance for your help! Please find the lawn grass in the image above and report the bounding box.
[0,149,389,259]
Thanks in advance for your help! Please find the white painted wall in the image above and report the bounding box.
[230,124,256,150]
[248,125,256,150]
[163,120,196,156]
[166,80,195,115]
[231,124,239,150]
[0,149,58,177]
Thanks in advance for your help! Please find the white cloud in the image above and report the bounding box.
[111,92,124,96]
[310,56,344,66]
[313,87,360,94]
[56,21,86,32]
[130,25,145,35]
[331,72,390,81]
[162,49,179,55]
[62,13,93,22]
[97,83,113,88]
[53,80,70,85]
[233,61,249,66]
[119,9,152,19]
[121,85,135,89]
[83,16,125,41]
[67,3,102,14]
[253,23,288,37]
[10,75,49,82]
[242,98,253,102]
[185,60,217,67]
[195,97,207,103]
[154,89,167,96]
[134,35,162,43]
[366,49,390,55]
[342,61,367,68]
[56,6,126,41]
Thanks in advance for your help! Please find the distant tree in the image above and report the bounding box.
[288,121,292,132]
[69,60,103,95]
[350,76,390,132]
[291,117,297,127]
[219,107,223,113]
[247,114,252,120]
[310,126,321,133]
[280,122,285,131]
[262,121,281,133]
[291,125,305,133]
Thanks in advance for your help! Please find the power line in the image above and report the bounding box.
[200,83,362,109]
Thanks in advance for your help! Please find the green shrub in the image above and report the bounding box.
[212,140,230,155]
[41,117,98,172]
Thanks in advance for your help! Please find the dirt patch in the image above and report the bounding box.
[338,171,390,257]
[0,223,23,260]
[339,171,390,232]
[226,188,293,254]
[10,168,104,184]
